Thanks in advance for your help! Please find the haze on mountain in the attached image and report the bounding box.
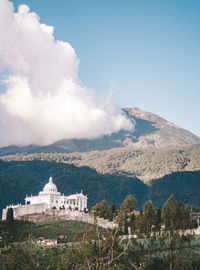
[0,107,199,156]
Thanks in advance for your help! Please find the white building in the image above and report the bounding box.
[2,177,88,220]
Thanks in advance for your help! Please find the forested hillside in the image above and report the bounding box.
[0,160,148,212]
[0,160,200,213]
[2,143,200,182]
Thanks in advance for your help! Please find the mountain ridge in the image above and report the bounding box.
[0,107,199,156]
[123,107,200,149]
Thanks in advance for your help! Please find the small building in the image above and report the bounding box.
[2,176,88,220]
[43,239,58,246]
[37,237,58,246]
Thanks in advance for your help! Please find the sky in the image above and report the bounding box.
[0,0,199,147]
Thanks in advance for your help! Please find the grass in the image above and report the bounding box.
[11,219,91,242]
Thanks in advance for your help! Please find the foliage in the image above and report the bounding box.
[60,225,131,270]
[1,233,200,269]
[0,159,148,214]
[120,195,136,213]
[161,195,194,233]
[0,196,200,269]
[6,208,14,228]
[2,143,200,184]
[117,195,136,234]
[1,151,200,214]
[0,220,12,248]
[90,200,116,221]
[0,219,92,245]
[134,200,161,236]
[0,243,65,270]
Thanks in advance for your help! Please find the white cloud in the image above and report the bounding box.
[0,0,134,147]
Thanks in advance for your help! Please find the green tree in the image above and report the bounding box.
[60,247,83,270]
[143,200,156,234]
[117,195,136,235]
[161,196,196,270]
[6,208,14,228]
[90,200,116,221]
[78,226,131,269]
[117,210,128,234]
[134,200,161,236]
[161,195,194,233]
[121,195,136,213]
[134,200,161,266]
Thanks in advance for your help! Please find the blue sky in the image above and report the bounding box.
[11,0,200,136]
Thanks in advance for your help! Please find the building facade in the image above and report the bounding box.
[2,177,88,220]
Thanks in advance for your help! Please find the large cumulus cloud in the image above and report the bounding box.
[0,0,133,147]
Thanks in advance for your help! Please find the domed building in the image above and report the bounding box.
[39,176,61,196]
[25,176,87,211]
[2,177,88,220]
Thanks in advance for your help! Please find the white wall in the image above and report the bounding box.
[2,203,48,220]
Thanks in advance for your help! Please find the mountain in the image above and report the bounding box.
[2,143,200,183]
[123,107,200,148]
[1,107,200,211]
[0,107,199,156]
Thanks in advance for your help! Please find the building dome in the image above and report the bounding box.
[43,177,57,192]
[38,177,61,196]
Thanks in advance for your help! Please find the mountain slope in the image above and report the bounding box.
[2,143,200,183]
[123,107,200,148]
[0,160,199,214]
[0,107,199,156]
[149,170,200,208]
[0,160,148,212]
[1,108,200,214]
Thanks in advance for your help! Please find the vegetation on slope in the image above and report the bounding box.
[149,170,200,208]
[2,143,200,182]
[0,196,200,269]
[0,159,148,213]
[0,159,200,214]
[0,219,90,243]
